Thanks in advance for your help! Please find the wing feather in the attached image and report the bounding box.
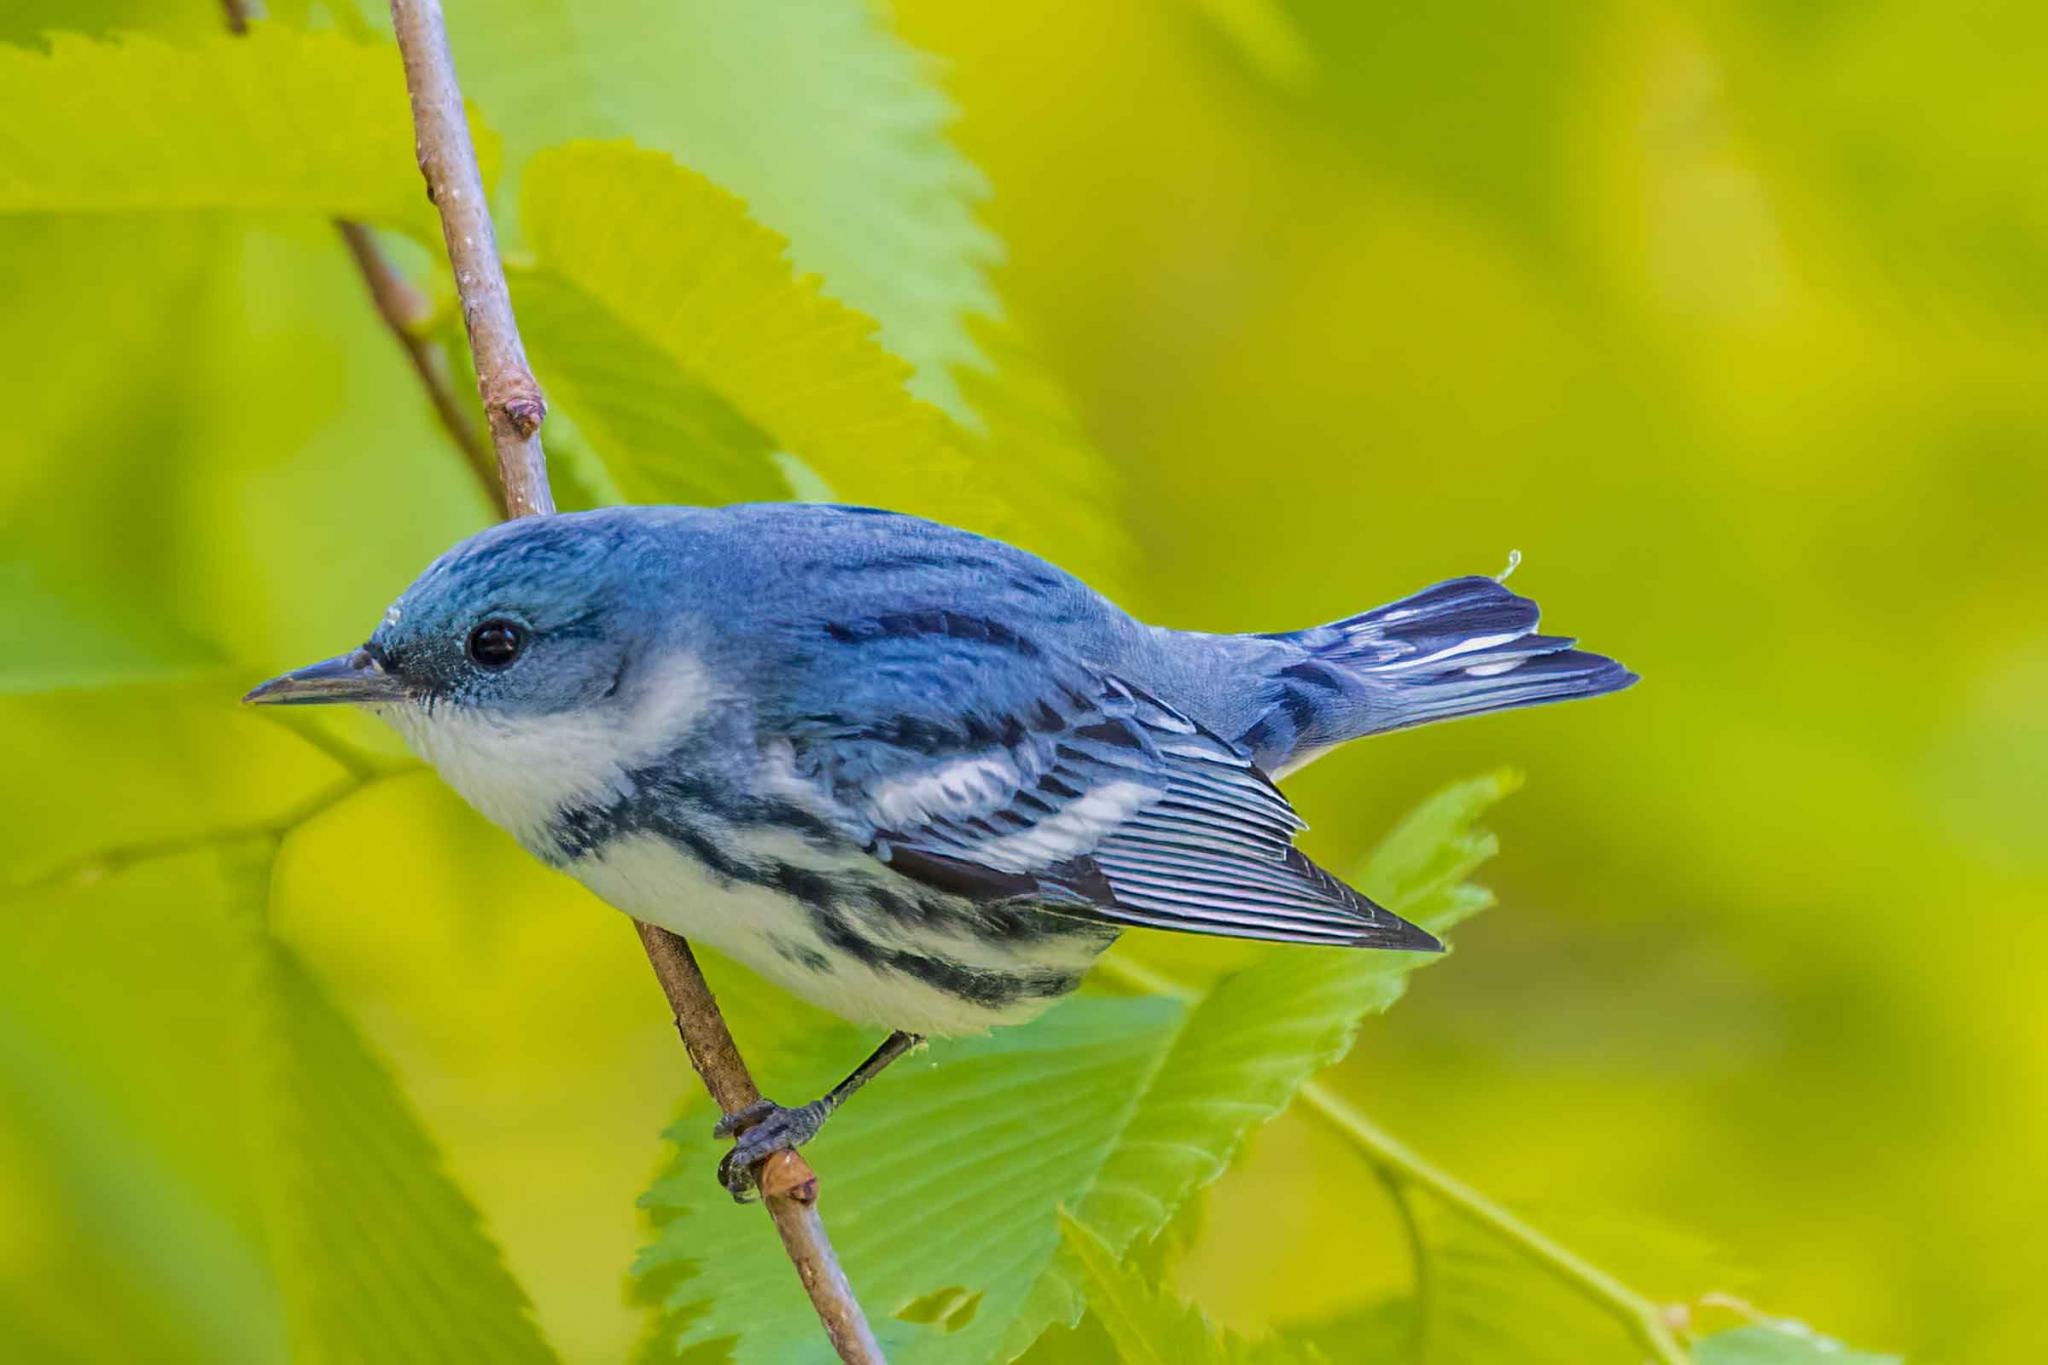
[777,618,1438,951]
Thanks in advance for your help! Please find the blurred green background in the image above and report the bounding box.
[2,1,2044,1362]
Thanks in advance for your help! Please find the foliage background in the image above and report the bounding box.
[2,2,2043,1362]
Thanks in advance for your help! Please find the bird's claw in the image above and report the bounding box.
[712,1099,778,1141]
[713,1099,830,1202]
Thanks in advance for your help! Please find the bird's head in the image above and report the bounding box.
[243,512,672,717]
[244,510,722,839]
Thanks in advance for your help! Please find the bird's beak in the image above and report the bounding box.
[242,648,409,706]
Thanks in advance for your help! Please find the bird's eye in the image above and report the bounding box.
[466,619,526,669]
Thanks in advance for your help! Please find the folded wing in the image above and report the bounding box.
[774,617,1438,951]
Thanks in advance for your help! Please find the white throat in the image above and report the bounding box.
[378,652,721,849]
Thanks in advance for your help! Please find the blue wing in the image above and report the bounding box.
[768,610,1440,951]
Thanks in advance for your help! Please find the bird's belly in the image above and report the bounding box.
[563,830,1116,1036]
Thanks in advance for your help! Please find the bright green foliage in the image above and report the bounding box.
[1355,770,1519,926]
[511,139,1126,582]
[516,141,986,528]
[1058,1213,1323,1365]
[511,270,786,509]
[0,678,338,882]
[636,998,1185,1363]
[1041,773,1518,1330]
[437,0,999,413]
[1287,1298,1425,1362]
[634,774,1514,1362]
[0,31,447,237]
[437,0,1126,585]
[952,320,1131,597]
[0,0,224,44]
[0,838,555,1364]
[256,910,559,1363]
[0,0,2001,1359]
[0,852,287,1363]
[1390,1189,1645,1364]
[1693,1321,1902,1365]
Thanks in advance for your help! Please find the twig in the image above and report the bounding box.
[336,222,505,515]
[634,927,887,1361]
[1300,1082,1690,1365]
[380,2,881,1358]
[387,0,550,517]
[221,0,505,516]
[4,775,376,901]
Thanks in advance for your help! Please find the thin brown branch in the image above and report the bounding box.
[388,0,551,517]
[635,927,888,1362]
[380,2,881,1358]
[335,221,506,515]
[219,0,504,515]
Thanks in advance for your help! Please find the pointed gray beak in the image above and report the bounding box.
[243,648,410,706]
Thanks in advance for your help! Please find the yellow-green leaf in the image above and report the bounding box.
[1060,1212,1323,1365]
[517,141,990,527]
[1694,1321,1903,1365]
[0,838,558,1363]
[439,0,999,415]
[635,775,1515,1362]
[0,30,478,238]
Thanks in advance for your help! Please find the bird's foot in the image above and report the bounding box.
[713,1098,832,1202]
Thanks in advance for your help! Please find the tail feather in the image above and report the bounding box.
[1333,575,1541,664]
[1243,575,1637,772]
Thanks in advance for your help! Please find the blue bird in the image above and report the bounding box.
[246,504,1636,1195]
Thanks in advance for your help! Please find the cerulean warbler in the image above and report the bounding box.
[247,504,1636,1195]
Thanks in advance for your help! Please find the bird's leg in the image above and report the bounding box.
[713,1029,924,1201]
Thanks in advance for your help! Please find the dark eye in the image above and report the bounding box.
[466,619,526,669]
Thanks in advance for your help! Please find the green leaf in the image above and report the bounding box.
[1288,1297,1423,1362]
[511,269,786,507]
[256,915,559,1362]
[0,839,557,1362]
[0,849,289,1363]
[637,996,1183,1364]
[1029,772,1516,1348]
[0,0,220,48]
[0,676,342,886]
[0,30,460,237]
[515,141,989,526]
[1398,1185,1646,1365]
[635,774,1515,1362]
[1058,1212,1322,1365]
[952,317,1130,598]
[1359,768,1523,927]
[441,2,1129,587]
[439,0,998,415]
[1693,1321,1902,1365]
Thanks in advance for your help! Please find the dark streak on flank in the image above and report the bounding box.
[544,749,838,865]
[544,766,1114,1012]
[799,899,1081,1009]
[769,935,833,973]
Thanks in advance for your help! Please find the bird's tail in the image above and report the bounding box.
[1242,575,1636,773]
[1309,575,1636,732]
